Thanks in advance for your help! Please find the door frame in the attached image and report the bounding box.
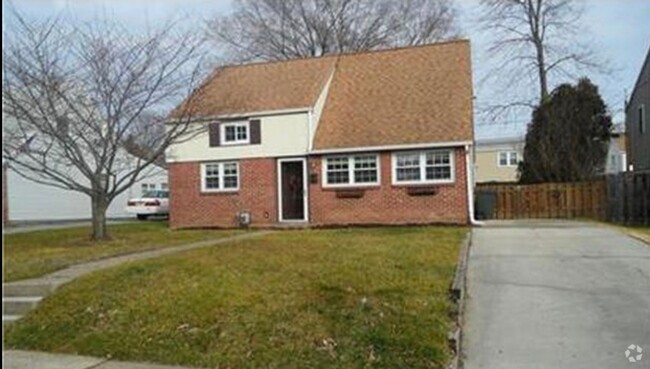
[277,157,309,223]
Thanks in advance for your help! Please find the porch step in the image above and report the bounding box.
[3,282,56,298]
[3,296,43,315]
[2,314,22,327]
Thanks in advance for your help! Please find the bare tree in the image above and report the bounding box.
[2,11,209,240]
[207,0,459,62]
[478,0,606,120]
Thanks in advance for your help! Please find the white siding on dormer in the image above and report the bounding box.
[310,70,335,150]
[166,112,310,163]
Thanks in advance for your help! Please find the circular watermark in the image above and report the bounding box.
[625,344,643,363]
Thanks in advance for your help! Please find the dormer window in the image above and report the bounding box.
[221,121,249,145]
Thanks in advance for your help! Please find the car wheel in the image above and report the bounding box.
[137,214,148,221]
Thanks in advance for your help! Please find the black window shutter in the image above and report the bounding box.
[209,122,220,147]
[250,119,261,144]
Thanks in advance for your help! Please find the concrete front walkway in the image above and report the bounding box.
[3,231,273,368]
[4,230,272,290]
[3,231,272,324]
[3,350,196,369]
[463,220,650,369]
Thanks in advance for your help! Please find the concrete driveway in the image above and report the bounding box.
[463,220,650,369]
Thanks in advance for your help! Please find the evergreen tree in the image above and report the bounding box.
[519,78,612,183]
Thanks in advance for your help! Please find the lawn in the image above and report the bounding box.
[620,226,650,245]
[3,221,241,282]
[4,226,466,369]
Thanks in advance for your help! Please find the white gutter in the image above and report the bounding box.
[465,144,484,226]
[311,140,473,155]
[165,107,311,124]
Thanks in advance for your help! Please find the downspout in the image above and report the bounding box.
[307,109,314,223]
[465,144,484,226]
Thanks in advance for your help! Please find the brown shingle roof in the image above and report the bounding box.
[176,56,336,118]
[313,40,473,149]
[174,40,473,148]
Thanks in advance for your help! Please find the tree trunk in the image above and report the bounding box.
[91,193,110,241]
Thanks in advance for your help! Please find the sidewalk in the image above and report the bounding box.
[3,350,197,369]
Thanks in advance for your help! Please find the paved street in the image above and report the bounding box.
[464,221,650,369]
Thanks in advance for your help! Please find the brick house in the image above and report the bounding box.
[166,40,476,229]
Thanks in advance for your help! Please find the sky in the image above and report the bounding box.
[3,0,650,139]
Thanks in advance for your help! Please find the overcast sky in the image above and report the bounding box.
[4,0,649,139]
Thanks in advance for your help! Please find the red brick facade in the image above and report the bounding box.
[309,148,468,226]
[169,147,469,229]
[169,158,278,229]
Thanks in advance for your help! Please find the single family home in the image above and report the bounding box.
[625,46,649,172]
[605,123,628,174]
[166,40,475,228]
[475,136,525,183]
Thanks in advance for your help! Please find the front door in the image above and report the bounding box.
[280,160,306,221]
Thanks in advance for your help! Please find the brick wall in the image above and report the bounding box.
[169,158,277,229]
[170,147,469,229]
[308,148,469,226]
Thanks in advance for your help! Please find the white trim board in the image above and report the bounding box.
[165,107,311,124]
[310,140,472,155]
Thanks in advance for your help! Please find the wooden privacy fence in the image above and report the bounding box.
[605,171,650,226]
[475,180,606,220]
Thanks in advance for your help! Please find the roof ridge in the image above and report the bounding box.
[218,38,470,71]
[337,38,469,59]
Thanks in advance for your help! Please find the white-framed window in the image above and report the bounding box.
[639,104,646,134]
[141,183,155,194]
[323,154,380,187]
[160,183,169,191]
[221,122,249,145]
[498,151,519,167]
[201,162,239,192]
[392,150,454,185]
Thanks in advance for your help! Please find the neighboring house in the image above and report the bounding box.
[2,118,168,223]
[166,40,474,228]
[3,161,167,224]
[605,123,627,174]
[625,46,649,172]
[475,136,525,183]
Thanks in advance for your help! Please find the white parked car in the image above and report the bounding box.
[126,190,169,220]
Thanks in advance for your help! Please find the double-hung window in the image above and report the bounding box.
[201,162,239,192]
[393,150,454,184]
[221,122,249,145]
[498,151,519,167]
[323,154,380,187]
